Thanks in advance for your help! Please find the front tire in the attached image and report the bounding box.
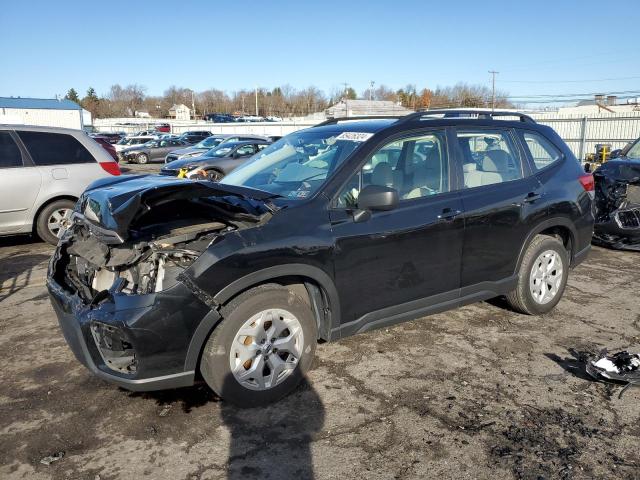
[200,285,317,407]
[136,153,148,164]
[505,235,569,315]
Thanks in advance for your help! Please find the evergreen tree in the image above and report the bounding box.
[64,88,80,104]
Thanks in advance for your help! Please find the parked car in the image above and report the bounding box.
[591,137,640,250]
[165,134,272,163]
[114,135,157,152]
[92,136,118,161]
[161,140,272,180]
[0,125,120,245]
[119,138,190,164]
[178,131,212,144]
[155,123,171,133]
[90,132,124,144]
[205,113,235,123]
[47,110,594,406]
[235,115,265,122]
[266,116,283,122]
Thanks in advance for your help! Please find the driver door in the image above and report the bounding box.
[329,129,465,328]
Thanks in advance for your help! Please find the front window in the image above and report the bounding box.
[220,129,367,200]
[207,145,234,157]
[627,140,640,160]
[337,132,449,207]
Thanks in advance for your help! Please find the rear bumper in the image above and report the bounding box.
[47,273,218,392]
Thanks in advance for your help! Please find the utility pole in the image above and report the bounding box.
[369,80,375,102]
[241,95,245,114]
[341,82,349,98]
[255,86,259,116]
[191,89,196,119]
[489,70,499,110]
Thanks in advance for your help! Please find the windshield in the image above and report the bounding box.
[195,137,223,149]
[117,138,131,145]
[220,129,367,200]
[626,140,640,160]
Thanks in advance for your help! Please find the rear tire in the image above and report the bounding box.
[200,285,317,407]
[36,199,75,245]
[505,235,569,315]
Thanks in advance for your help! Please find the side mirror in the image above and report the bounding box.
[584,162,591,173]
[232,151,241,159]
[357,184,399,211]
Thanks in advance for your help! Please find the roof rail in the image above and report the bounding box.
[398,109,536,124]
[314,115,403,127]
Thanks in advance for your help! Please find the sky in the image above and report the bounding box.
[1,0,639,107]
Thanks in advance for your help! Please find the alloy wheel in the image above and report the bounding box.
[529,249,564,305]
[47,208,73,238]
[229,308,304,391]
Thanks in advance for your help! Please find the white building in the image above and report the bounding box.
[0,97,85,129]
[325,99,412,118]
[558,95,640,115]
[168,104,192,121]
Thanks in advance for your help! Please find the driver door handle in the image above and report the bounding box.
[437,208,462,221]
[523,192,542,203]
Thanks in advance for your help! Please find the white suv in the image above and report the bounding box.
[0,125,121,244]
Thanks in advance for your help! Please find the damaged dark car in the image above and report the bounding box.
[592,140,640,250]
[48,110,594,406]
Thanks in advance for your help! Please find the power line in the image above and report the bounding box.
[502,75,640,84]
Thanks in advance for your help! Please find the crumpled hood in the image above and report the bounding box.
[78,175,279,240]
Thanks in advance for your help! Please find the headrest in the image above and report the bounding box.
[372,162,393,187]
[483,150,510,172]
[463,163,477,172]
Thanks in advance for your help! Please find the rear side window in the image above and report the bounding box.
[17,131,94,165]
[457,129,523,188]
[522,132,563,170]
[0,131,23,168]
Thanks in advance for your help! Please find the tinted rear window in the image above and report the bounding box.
[18,131,95,165]
[0,131,23,168]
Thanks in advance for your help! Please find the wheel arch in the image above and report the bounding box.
[32,195,78,234]
[515,217,578,274]
[183,264,340,373]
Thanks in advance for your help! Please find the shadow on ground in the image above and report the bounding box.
[133,377,325,479]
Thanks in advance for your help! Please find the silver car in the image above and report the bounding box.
[0,125,121,244]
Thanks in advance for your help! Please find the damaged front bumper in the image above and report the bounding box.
[47,270,218,391]
[592,161,640,250]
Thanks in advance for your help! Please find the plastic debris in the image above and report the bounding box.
[585,350,640,398]
[40,451,65,465]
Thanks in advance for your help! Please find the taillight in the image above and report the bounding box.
[99,161,121,176]
[578,173,594,192]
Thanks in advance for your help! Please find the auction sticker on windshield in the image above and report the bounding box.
[335,132,374,142]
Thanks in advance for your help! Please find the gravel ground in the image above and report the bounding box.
[0,171,639,479]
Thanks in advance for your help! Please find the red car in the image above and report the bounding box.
[92,136,118,161]
[155,123,171,133]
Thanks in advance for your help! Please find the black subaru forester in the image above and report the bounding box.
[48,110,595,407]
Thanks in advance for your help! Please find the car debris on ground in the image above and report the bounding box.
[584,349,640,398]
[40,451,65,465]
[592,161,640,250]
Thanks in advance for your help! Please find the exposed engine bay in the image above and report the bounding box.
[592,161,640,251]
[51,176,278,303]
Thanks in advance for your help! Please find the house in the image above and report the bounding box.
[0,97,85,129]
[168,104,192,121]
[325,99,412,118]
[558,95,640,115]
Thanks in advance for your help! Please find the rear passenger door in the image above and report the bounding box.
[0,130,42,233]
[454,127,546,289]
